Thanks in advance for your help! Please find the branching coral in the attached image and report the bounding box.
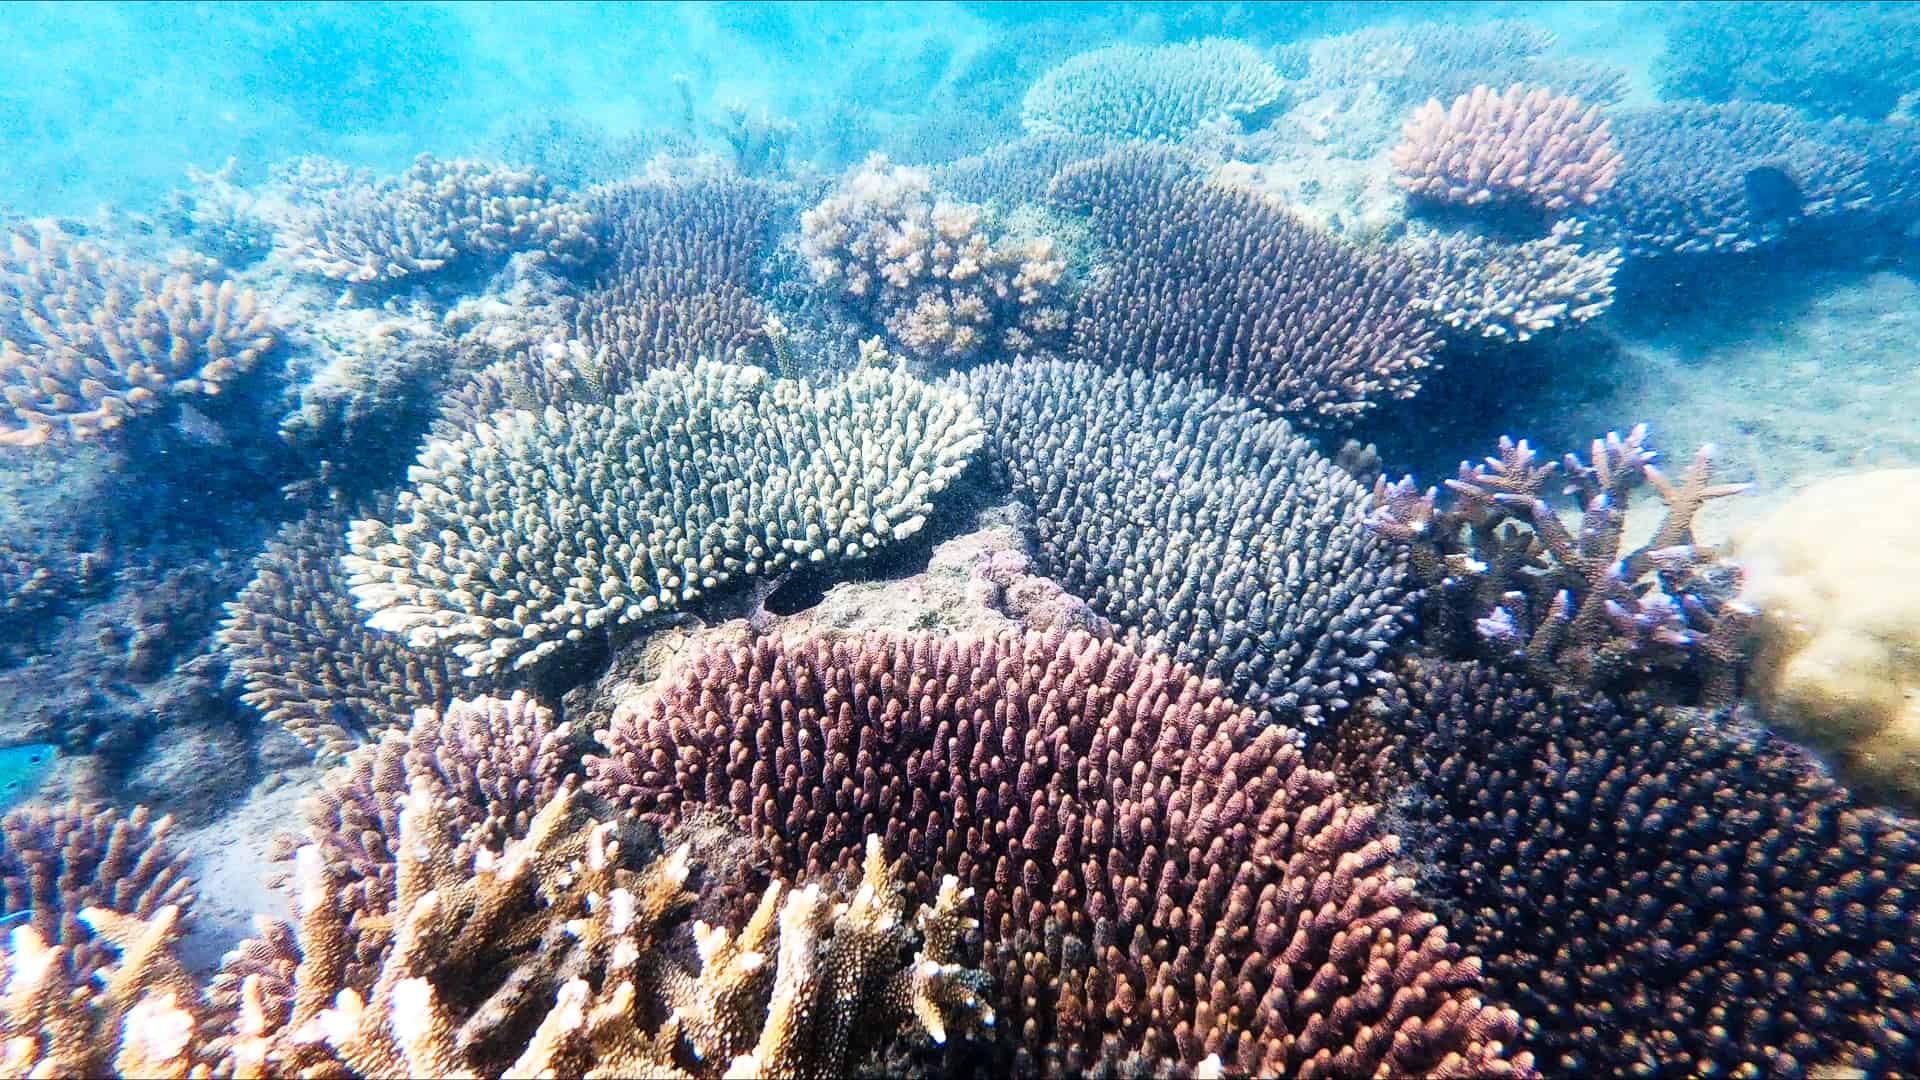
[1021,39,1285,142]
[800,155,1069,366]
[964,358,1412,725]
[586,628,1530,1078]
[1593,102,1877,257]
[0,799,195,985]
[1296,21,1628,114]
[276,153,599,285]
[1659,1,1920,121]
[0,226,277,446]
[216,782,988,1078]
[346,360,984,676]
[1366,425,1754,704]
[1401,220,1620,342]
[1393,84,1621,215]
[220,511,481,760]
[1318,657,1920,1077]
[1050,147,1437,424]
[932,133,1114,207]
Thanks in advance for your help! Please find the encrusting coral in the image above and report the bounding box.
[1021,39,1285,143]
[210,777,990,1079]
[1367,425,1754,705]
[346,359,984,676]
[219,511,481,760]
[1050,146,1437,424]
[0,798,196,986]
[276,153,599,286]
[1400,220,1621,343]
[800,155,1069,366]
[1318,657,1920,1078]
[965,358,1412,726]
[586,627,1531,1078]
[0,225,278,446]
[1732,469,1920,809]
[1393,84,1621,216]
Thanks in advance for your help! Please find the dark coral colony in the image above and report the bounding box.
[5,12,1920,1080]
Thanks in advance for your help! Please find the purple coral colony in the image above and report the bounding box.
[5,5,1920,1078]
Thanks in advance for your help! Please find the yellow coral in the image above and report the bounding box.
[1734,469,1920,806]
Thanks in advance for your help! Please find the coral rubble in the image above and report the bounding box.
[587,627,1531,1077]
[345,360,984,676]
[1050,147,1436,424]
[965,358,1412,726]
[0,226,277,446]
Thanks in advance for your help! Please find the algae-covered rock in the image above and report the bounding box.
[1735,469,1920,806]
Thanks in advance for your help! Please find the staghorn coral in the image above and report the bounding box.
[1319,657,1920,1077]
[0,226,277,446]
[800,155,1069,366]
[1367,425,1753,705]
[215,782,988,1078]
[1592,102,1877,258]
[1401,220,1621,343]
[0,905,204,1079]
[587,627,1530,1078]
[964,358,1412,726]
[276,153,599,286]
[346,360,983,677]
[1050,146,1436,424]
[1732,470,1920,809]
[1393,84,1621,216]
[1021,39,1285,143]
[0,799,195,985]
[219,511,481,760]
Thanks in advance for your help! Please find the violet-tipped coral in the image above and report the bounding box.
[586,628,1531,1077]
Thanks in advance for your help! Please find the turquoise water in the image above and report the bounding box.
[2,3,1918,1077]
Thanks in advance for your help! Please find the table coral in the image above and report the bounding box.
[586,627,1531,1078]
[1733,469,1920,809]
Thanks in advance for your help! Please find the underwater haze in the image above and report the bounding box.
[2,2,1919,1077]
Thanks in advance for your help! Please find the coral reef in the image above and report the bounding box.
[800,155,1068,366]
[1592,102,1877,258]
[966,358,1412,725]
[216,781,988,1078]
[0,799,195,984]
[1293,21,1629,115]
[1050,147,1436,424]
[588,627,1530,1077]
[1659,1,1920,121]
[1366,425,1754,704]
[1020,39,1285,143]
[1392,84,1621,216]
[1732,469,1920,808]
[346,360,983,676]
[931,133,1114,207]
[275,153,599,286]
[220,512,480,760]
[1319,657,1920,1077]
[0,226,277,446]
[1400,221,1620,343]
[0,904,203,1078]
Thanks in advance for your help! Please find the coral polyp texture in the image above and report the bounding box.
[0,799,195,985]
[1593,101,1876,257]
[1367,425,1754,704]
[345,360,984,676]
[801,155,1069,366]
[1401,220,1621,343]
[276,153,599,285]
[585,628,1529,1077]
[214,782,988,1078]
[1393,84,1621,215]
[0,226,277,446]
[1050,147,1436,424]
[1319,657,1920,1078]
[965,358,1411,725]
[1732,469,1920,808]
[1020,38,1285,142]
[219,511,481,759]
